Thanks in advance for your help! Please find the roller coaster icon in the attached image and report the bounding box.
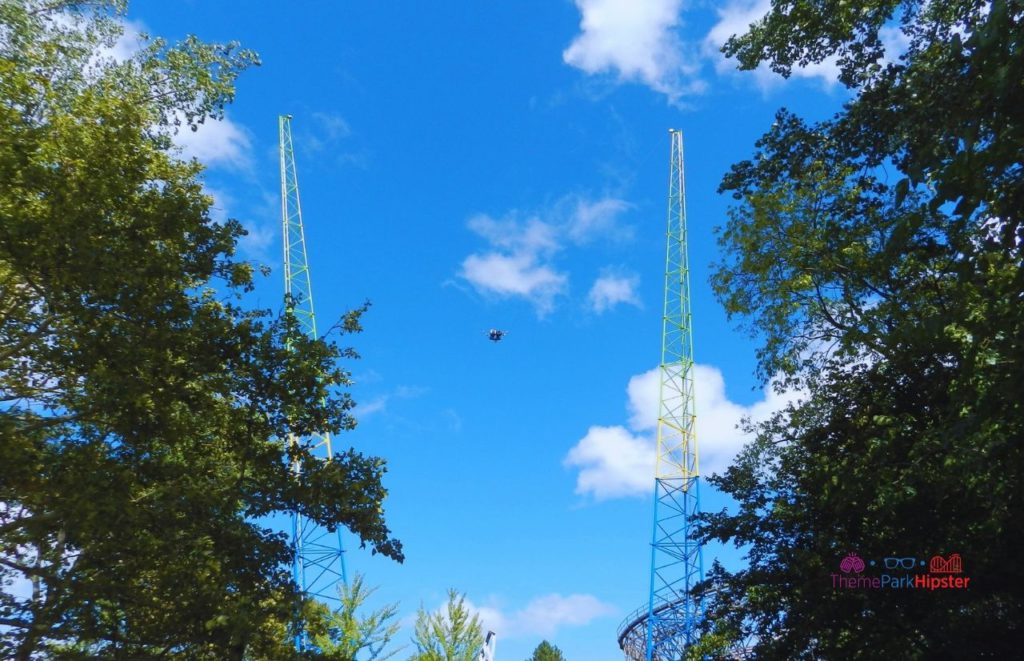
[929,553,963,574]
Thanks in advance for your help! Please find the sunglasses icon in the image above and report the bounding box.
[884,557,917,569]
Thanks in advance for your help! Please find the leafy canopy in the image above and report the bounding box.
[306,573,402,661]
[410,589,484,661]
[0,1,401,658]
[696,0,1023,658]
[526,640,565,661]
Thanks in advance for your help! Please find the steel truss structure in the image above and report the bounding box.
[279,114,348,649]
[619,130,704,661]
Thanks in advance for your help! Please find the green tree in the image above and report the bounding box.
[526,640,565,661]
[308,573,401,661]
[410,589,484,661]
[0,1,402,658]
[696,0,1023,657]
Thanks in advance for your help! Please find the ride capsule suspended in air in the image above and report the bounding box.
[487,329,507,342]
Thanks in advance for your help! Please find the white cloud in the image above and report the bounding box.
[563,0,704,101]
[74,16,254,170]
[202,185,274,262]
[704,0,842,90]
[303,111,356,156]
[203,185,232,224]
[461,252,568,315]
[52,12,145,68]
[511,594,617,636]
[625,366,659,432]
[355,385,427,419]
[879,25,912,66]
[93,18,253,170]
[442,408,463,433]
[565,364,802,500]
[173,113,252,170]
[468,215,561,256]
[565,0,908,97]
[588,272,641,313]
[567,197,633,244]
[356,395,389,418]
[312,111,352,140]
[703,0,767,70]
[89,17,147,64]
[467,593,616,639]
[564,425,655,500]
[704,0,909,91]
[459,214,568,316]
[457,196,633,315]
[237,220,275,261]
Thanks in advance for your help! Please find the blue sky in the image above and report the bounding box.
[116,1,856,658]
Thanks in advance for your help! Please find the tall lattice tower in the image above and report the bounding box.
[618,130,704,661]
[279,114,348,646]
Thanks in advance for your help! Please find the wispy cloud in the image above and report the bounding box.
[459,214,568,316]
[312,111,352,140]
[357,395,389,418]
[467,593,616,639]
[302,110,359,159]
[237,220,276,262]
[566,197,633,245]
[457,195,633,316]
[198,184,275,265]
[356,385,428,419]
[564,364,802,500]
[173,113,252,170]
[442,408,463,433]
[563,0,705,103]
[203,185,232,225]
[588,271,641,313]
[211,188,277,265]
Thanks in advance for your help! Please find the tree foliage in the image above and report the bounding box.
[697,0,1023,657]
[409,590,483,661]
[526,640,565,661]
[308,574,401,661]
[0,1,401,658]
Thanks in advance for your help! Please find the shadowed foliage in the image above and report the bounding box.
[693,0,1023,658]
[0,2,401,658]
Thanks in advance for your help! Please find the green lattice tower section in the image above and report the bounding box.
[644,129,704,660]
[279,115,348,630]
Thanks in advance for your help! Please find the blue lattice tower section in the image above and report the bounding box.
[279,114,348,647]
[618,130,704,661]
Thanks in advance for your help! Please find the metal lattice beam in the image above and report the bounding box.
[619,130,705,661]
[279,114,347,650]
